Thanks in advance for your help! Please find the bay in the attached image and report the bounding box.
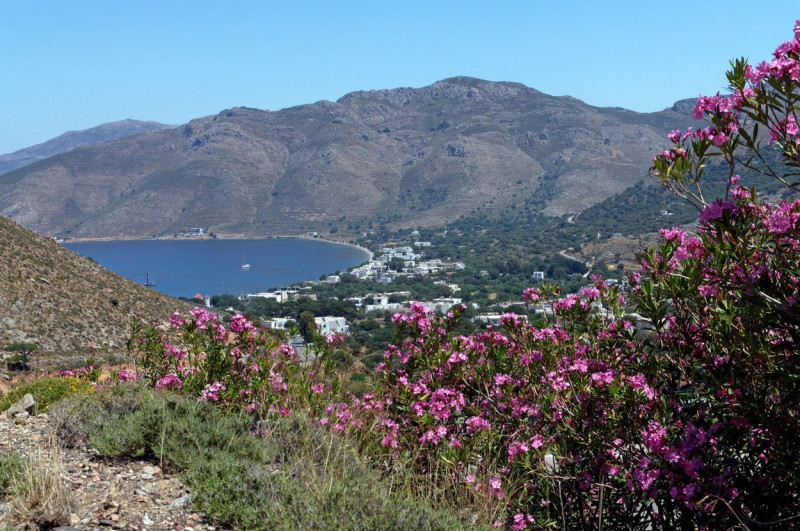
[64,238,371,299]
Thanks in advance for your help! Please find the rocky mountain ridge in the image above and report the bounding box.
[0,78,699,239]
[0,120,175,176]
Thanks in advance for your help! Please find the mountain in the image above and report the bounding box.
[0,216,189,359]
[0,78,697,239]
[0,119,175,175]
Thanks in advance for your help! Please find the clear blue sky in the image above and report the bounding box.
[1,1,797,154]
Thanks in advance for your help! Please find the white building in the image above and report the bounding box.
[315,316,350,336]
[419,297,462,314]
[263,317,293,330]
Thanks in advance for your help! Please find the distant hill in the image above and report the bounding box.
[0,119,175,175]
[0,78,698,239]
[0,216,189,360]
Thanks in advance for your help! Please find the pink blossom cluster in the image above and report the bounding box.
[199,381,226,401]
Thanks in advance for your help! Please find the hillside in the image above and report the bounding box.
[0,119,175,176]
[0,78,698,239]
[0,216,189,360]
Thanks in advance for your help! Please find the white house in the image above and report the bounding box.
[315,316,350,336]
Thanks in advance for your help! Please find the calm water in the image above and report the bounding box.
[64,239,370,298]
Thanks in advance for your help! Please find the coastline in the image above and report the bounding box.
[61,234,373,261]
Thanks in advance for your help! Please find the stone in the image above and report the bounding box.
[99,520,115,526]
[169,494,192,509]
[142,465,155,475]
[142,513,154,526]
[6,393,34,417]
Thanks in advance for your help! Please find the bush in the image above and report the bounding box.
[0,376,94,415]
[0,446,76,530]
[52,382,481,530]
[0,451,23,496]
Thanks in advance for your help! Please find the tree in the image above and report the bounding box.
[387,257,405,272]
[297,311,317,343]
[5,342,37,371]
[210,294,244,311]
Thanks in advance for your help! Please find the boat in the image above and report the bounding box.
[144,272,157,286]
[241,253,251,270]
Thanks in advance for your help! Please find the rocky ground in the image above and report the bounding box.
[0,410,226,531]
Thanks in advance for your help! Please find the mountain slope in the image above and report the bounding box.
[0,78,697,239]
[0,119,175,175]
[0,216,189,358]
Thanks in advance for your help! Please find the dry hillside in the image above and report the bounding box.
[0,77,699,239]
[0,216,189,363]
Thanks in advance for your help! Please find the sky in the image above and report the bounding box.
[1,1,798,154]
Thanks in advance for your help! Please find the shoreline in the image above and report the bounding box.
[61,233,373,261]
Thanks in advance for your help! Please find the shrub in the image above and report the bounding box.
[0,451,23,497]
[129,309,340,418]
[0,376,94,415]
[0,445,76,530]
[53,382,481,530]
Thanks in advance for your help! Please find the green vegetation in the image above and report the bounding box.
[0,376,94,414]
[47,382,484,530]
[0,452,23,497]
[4,342,37,372]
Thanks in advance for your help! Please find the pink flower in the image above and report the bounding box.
[487,476,504,498]
[230,313,253,333]
[155,373,182,390]
[419,425,447,445]
[578,286,600,300]
[494,373,513,386]
[116,370,136,381]
[169,311,184,327]
[787,115,799,136]
[199,381,225,401]
[699,199,737,224]
[508,440,530,461]
[466,415,491,434]
[697,284,719,297]
[523,287,541,302]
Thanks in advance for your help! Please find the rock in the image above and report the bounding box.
[142,513,155,526]
[51,527,80,531]
[141,472,154,480]
[142,465,155,475]
[99,520,115,526]
[169,494,192,509]
[70,513,82,525]
[6,393,34,417]
[13,412,29,424]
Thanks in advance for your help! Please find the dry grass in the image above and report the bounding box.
[0,438,76,530]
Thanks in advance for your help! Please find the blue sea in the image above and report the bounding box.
[64,238,370,298]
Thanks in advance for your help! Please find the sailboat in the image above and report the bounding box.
[144,272,157,286]
[241,253,251,270]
